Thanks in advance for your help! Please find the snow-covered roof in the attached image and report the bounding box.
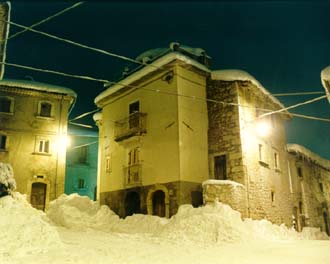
[211,69,287,111]
[287,144,330,169]
[321,66,330,103]
[135,42,210,64]
[95,52,210,105]
[0,79,77,98]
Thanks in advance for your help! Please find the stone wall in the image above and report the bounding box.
[203,180,247,217]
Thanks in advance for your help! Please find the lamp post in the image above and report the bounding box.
[321,66,330,104]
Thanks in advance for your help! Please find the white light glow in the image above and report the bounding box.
[255,121,271,137]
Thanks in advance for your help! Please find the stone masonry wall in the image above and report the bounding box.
[203,180,247,217]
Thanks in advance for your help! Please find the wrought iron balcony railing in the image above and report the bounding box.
[114,112,147,142]
[123,163,142,187]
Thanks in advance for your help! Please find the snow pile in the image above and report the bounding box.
[47,193,168,234]
[160,202,245,244]
[0,162,16,192]
[47,194,328,244]
[0,192,62,258]
[47,193,120,231]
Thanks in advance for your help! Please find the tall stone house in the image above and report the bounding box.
[65,125,98,200]
[0,79,76,210]
[94,43,330,234]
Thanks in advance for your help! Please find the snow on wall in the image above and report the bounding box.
[287,144,330,169]
[211,69,287,111]
[0,162,16,191]
[0,192,62,258]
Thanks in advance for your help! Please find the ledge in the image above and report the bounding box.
[259,160,270,168]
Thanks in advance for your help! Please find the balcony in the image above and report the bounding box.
[124,164,142,187]
[114,112,147,142]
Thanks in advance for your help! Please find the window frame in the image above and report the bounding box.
[0,134,7,151]
[34,137,51,155]
[0,96,14,114]
[37,100,54,119]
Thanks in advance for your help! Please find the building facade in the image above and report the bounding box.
[65,125,98,200]
[287,144,330,234]
[0,79,76,210]
[94,43,330,234]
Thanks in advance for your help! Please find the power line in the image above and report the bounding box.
[273,91,325,96]
[7,20,142,65]
[258,95,327,119]
[0,61,112,83]
[289,112,330,123]
[69,121,94,129]
[6,2,84,41]
[70,108,100,122]
[68,141,98,151]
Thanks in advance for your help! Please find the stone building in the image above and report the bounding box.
[287,144,330,235]
[65,125,98,200]
[0,79,76,210]
[205,70,292,225]
[94,43,330,233]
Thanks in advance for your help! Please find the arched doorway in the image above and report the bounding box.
[124,191,141,217]
[152,190,165,217]
[30,182,47,211]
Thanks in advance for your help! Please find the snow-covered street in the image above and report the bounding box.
[1,193,330,264]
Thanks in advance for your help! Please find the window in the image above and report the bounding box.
[271,190,275,204]
[274,151,279,169]
[0,96,13,113]
[297,167,303,178]
[77,146,88,164]
[38,101,53,118]
[299,201,303,214]
[258,144,263,161]
[78,178,85,189]
[214,155,226,180]
[0,135,7,150]
[38,139,50,154]
[319,182,324,193]
[106,155,111,173]
[129,101,140,129]
[128,147,139,165]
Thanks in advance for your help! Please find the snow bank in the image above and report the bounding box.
[0,192,62,258]
[47,193,120,231]
[47,194,328,244]
[47,193,168,234]
[0,162,16,192]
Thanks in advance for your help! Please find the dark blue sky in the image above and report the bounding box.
[4,1,330,158]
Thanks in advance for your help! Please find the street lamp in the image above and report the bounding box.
[321,66,330,104]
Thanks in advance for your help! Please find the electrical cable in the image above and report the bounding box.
[5,2,84,41]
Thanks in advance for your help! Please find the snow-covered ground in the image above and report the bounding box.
[1,193,330,264]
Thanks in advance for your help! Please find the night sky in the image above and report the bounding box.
[4,1,330,158]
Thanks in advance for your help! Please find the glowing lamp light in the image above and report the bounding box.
[255,121,271,137]
[55,135,71,151]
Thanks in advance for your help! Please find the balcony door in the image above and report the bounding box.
[129,101,140,129]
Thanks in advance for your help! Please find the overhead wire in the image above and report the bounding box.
[3,16,329,124]
[258,95,327,119]
[273,91,325,96]
[5,2,84,41]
